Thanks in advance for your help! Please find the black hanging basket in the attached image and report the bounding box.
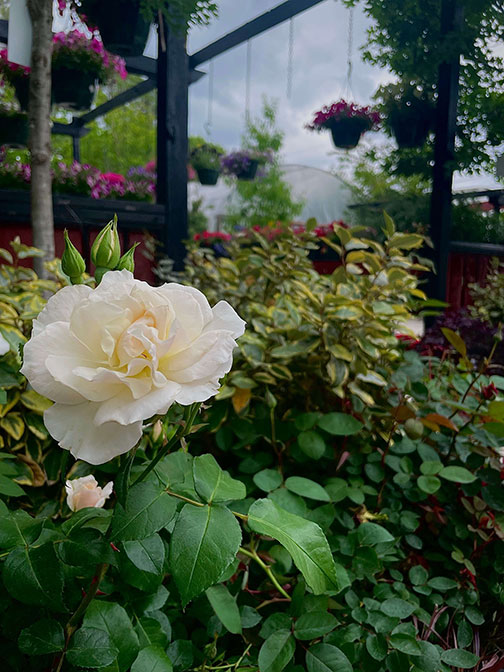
[388,105,433,149]
[326,117,369,150]
[52,68,97,112]
[196,168,220,186]
[0,113,29,147]
[236,159,259,181]
[12,79,29,112]
[79,0,150,57]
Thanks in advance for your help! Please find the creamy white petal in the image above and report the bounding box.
[208,301,246,339]
[0,333,9,356]
[44,401,142,465]
[93,381,181,425]
[163,331,237,384]
[32,285,92,337]
[21,323,89,404]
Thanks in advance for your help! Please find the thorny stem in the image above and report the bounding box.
[239,546,291,600]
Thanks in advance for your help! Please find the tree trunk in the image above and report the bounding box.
[27,0,54,278]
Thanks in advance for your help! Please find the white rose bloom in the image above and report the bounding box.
[21,270,245,464]
[66,475,113,511]
[0,333,9,356]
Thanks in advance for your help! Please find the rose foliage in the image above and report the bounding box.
[0,218,504,672]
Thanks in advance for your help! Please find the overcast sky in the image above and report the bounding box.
[184,0,500,192]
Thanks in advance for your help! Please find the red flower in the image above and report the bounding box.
[481,382,498,400]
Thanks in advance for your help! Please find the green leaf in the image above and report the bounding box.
[111,482,177,541]
[18,618,65,655]
[357,522,394,545]
[4,544,64,610]
[248,499,349,595]
[135,617,168,650]
[441,328,467,358]
[409,565,428,585]
[61,507,112,536]
[193,454,246,503]
[294,612,338,640]
[0,509,43,548]
[84,601,140,672]
[206,584,242,634]
[366,634,388,661]
[440,649,480,668]
[131,646,173,672]
[438,466,476,484]
[0,473,25,497]
[427,577,458,591]
[123,534,165,576]
[298,431,326,459]
[258,629,295,672]
[285,477,330,502]
[465,606,484,625]
[170,503,242,606]
[67,627,119,669]
[254,469,283,492]
[317,413,363,436]
[305,643,353,672]
[381,598,416,618]
[389,633,422,656]
[417,475,441,494]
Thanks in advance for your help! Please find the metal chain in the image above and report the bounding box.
[345,6,354,97]
[245,40,252,123]
[287,17,294,99]
[204,59,214,137]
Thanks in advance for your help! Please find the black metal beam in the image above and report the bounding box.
[0,19,6,43]
[52,122,90,137]
[189,0,326,68]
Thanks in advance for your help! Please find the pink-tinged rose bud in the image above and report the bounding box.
[65,475,113,512]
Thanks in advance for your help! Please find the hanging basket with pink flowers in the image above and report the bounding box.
[306,100,380,150]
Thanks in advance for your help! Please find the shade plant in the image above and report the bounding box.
[306,100,381,149]
[0,219,346,672]
[221,149,273,181]
[374,81,435,149]
[189,140,224,186]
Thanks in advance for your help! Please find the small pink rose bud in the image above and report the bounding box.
[65,475,113,512]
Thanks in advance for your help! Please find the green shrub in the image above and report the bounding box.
[470,257,504,325]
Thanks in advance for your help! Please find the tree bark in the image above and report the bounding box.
[27,0,54,278]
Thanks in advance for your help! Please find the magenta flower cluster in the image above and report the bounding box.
[0,159,154,202]
[0,50,30,84]
[307,100,381,131]
[52,31,127,81]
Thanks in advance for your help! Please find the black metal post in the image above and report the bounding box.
[428,0,463,302]
[72,136,81,163]
[156,20,188,270]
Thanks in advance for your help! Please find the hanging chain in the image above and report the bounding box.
[204,59,214,137]
[345,6,354,97]
[245,40,252,123]
[287,17,294,99]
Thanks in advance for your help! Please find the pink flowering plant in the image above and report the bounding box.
[0,49,30,86]
[307,99,381,133]
[220,149,273,178]
[52,31,127,83]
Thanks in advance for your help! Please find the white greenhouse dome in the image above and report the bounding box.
[188,164,354,231]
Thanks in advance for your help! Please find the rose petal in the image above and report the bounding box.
[208,301,246,339]
[93,380,181,425]
[44,402,142,464]
[32,284,92,337]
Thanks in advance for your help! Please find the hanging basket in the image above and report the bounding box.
[12,79,29,112]
[79,0,150,57]
[327,117,369,150]
[52,68,97,112]
[236,159,259,181]
[0,113,29,147]
[388,106,433,149]
[196,168,220,186]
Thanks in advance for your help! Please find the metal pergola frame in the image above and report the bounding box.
[0,0,328,269]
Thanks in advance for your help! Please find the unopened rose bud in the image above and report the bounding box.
[91,215,121,279]
[116,242,139,273]
[61,230,86,284]
[65,475,113,512]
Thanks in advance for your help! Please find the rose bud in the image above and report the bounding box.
[61,229,86,284]
[116,242,139,273]
[91,215,121,283]
[65,475,113,512]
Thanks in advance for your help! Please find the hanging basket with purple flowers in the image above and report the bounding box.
[221,150,272,181]
[306,100,380,150]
